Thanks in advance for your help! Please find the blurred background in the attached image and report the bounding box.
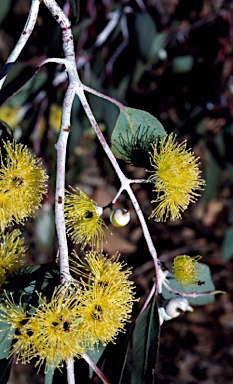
[1,0,233,383]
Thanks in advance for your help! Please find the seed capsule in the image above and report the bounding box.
[165,297,193,318]
[110,208,130,227]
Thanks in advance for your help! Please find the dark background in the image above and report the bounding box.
[1,0,233,383]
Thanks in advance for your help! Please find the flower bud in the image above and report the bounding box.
[158,297,193,325]
[165,297,193,318]
[110,208,130,227]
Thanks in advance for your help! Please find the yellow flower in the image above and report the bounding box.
[72,250,132,292]
[0,194,14,231]
[0,105,21,129]
[0,229,27,287]
[0,141,48,229]
[72,251,136,347]
[0,286,85,371]
[48,104,62,133]
[147,134,205,221]
[172,255,203,286]
[25,286,84,371]
[64,187,108,250]
[0,293,33,362]
[0,292,28,331]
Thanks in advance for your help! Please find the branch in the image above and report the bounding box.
[76,87,159,290]
[0,0,40,89]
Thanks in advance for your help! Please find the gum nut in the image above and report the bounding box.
[166,297,194,318]
[110,208,130,227]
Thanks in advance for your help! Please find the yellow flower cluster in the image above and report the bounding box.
[147,134,205,221]
[0,286,84,371]
[0,229,27,286]
[172,255,203,286]
[0,252,136,371]
[0,141,48,230]
[64,187,108,250]
[72,251,136,346]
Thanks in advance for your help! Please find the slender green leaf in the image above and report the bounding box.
[44,366,55,384]
[0,1,11,24]
[222,226,233,261]
[134,13,157,62]
[69,0,79,22]
[132,296,160,384]
[0,358,13,384]
[0,66,42,107]
[98,323,135,384]
[202,153,223,203]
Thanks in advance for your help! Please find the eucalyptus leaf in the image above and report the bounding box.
[0,1,11,24]
[132,296,160,384]
[222,226,233,261]
[44,366,55,384]
[202,153,223,203]
[148,33,166,65]
[69,0,79,21]
[0,358,13,384]
[98,323,134,384]
[171,55,194,73]
[134,13,157,62]
[0,66,42,107]
[1,264,60,308]
[111,107,165,164]
[0,323,15,359]
[162,263,216,306]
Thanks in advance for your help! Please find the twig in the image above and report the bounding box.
[0,0,40,89]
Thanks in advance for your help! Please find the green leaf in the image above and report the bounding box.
[1,264,60,308]
[162,263,216,306]
[98,323,135,384]
[111,107,165,163]
[222,226,233,261]
[44,366,55,384]
[147,33,166,65]
[202,153,223,203]
[0,358,13,384]
[171,55,194,73]
[0,1,11,25]
[0,322,15,359]
[0,66,42,107]
[134,13,157,62]
[132,296,160,384]
[69,0,79,21]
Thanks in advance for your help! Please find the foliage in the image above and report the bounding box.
[0,0,231,383]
